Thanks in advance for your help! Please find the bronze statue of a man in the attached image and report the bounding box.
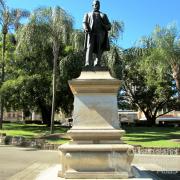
[83,0,111,67]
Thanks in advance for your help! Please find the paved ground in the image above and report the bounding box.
[0,145,179,180]
[133,154,180,180]
[0,145,59,180]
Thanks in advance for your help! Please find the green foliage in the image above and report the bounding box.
[29,6,73,44]
[109,20,124,44]
[60,51,84,80]
[117,46,178,126]
[0,34,16,77]
[0,6,77,126]
[70,30,84,51]
[0,74,51,110]
[104,46,124,79]
[57,51,84,116]
[0,0,30,128]
[116,24,180,124]
[152,24,179,63]
[151,24,180,94]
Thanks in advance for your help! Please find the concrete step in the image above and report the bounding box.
[36,164,155,180]
[8,163,53,180]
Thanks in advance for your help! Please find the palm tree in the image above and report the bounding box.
[132,25,180,99]
[48,7,73,133]
[71,29,84,51]
[18,7,73,133]
[150,25,180,97]
[0,0,29,129]
[109,20,124,44]
[11,8,30,32]
[50,7,73,133]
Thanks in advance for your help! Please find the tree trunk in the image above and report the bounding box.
[143,111,156,126]
[0,32,6,129]
[50,41,59,134]
[38,101,51,126]
[41,108,51,127]
[40,104,51,126]
[172,63,180,97]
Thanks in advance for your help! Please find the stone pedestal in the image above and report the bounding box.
[59,71,134,179]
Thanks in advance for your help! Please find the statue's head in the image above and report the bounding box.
[92,0,100,11]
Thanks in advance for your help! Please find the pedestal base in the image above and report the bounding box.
[59,144,134,179]
[61,171,130,179]
[59,71,134,179]
[68,129,125,141]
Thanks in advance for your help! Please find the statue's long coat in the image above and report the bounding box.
[83,11,111,53]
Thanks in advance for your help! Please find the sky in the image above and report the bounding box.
[7,0,180,49]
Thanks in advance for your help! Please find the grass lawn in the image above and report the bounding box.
[1,123,180,147]
[123,126,180,148]
[0,123,69,144]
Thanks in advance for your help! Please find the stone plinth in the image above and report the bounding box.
[59,71,134,179]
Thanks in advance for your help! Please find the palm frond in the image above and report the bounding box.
[0,0,6,11]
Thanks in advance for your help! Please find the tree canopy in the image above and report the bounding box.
[0,0,30,129]
[136,24,180,96]
[0,1,179,129]
[120,47,179,126]
[0,6,79,126]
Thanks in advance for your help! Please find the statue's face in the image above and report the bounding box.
[92,1,100,11]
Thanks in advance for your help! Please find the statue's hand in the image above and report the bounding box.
[106,25,111,31]
[102,24,111,31]
[84,27,90,33]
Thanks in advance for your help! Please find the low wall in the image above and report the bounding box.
[0,133,179,155]
[134,146,179,155]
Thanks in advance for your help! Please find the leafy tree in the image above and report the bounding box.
[58,51,84,116]
[15,6,73,132]
[143,24,180,91]
[109,20,124,44]
[1,6,85,129]
[116,25,180,126]
[70,29,84,51]
[102,20,124,70]
[0,0,29,129]
[105,46,124,79]
[119,46,179,126]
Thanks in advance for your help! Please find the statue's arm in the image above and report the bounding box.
[103,14,111,31]
[83,13,90,32]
